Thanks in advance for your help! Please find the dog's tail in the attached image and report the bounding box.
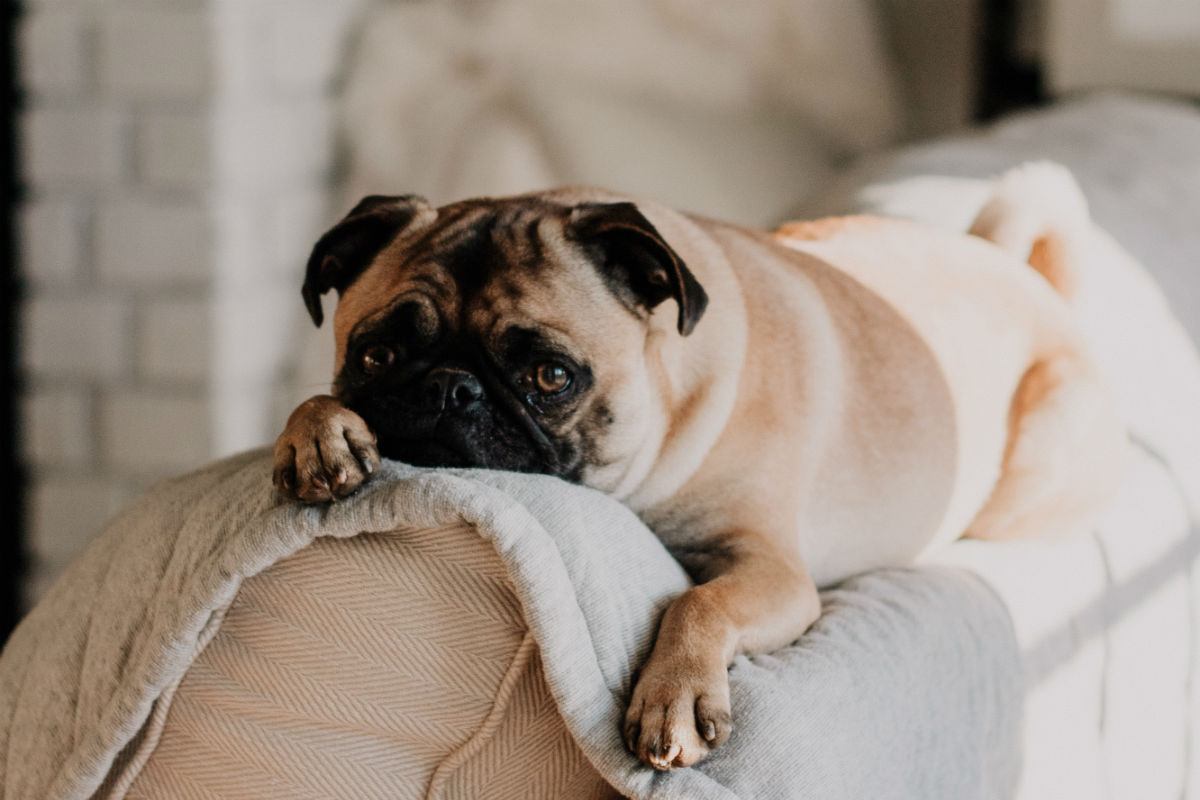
[968,162,1091,300]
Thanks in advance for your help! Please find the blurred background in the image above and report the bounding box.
[2,0,1199,637]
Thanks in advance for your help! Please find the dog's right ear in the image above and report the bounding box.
[302,194,433,326]
[566,202,708,336]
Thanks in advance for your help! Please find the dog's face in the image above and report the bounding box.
[302,193,708,483]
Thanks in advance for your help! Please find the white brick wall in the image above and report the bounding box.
[214,100,336,188]
[100,390,211,473]
[20,198,86,285]
[22,295,133,379]
[17,0,370,605]
[19,9,89,96]
[21,388,93,469]
[28,477,129,565]
[95,197,211,285]
[24,475,132,605]
[269,187,326,274]
[22,106,127,185]
[138,111,211,189]
[98,8,211,100]
[139,297,211,382]
[263,2,358,94]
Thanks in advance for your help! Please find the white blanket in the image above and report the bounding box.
[1,449,1024,799]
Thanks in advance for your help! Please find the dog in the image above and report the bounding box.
[273,163,1126,771]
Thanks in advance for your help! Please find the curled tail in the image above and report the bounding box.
[968,162,1091,300]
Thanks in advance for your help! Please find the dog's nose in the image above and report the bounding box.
[421,367,484,412]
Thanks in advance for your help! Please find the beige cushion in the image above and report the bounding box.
[121,525,617,800]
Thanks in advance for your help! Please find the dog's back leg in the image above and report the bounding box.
[964,162,1125,540]
[965,354,1126,541]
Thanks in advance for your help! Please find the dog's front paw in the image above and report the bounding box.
[273,395,379,502]
[624,654,732,770]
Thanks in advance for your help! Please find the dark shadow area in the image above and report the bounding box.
[2,1,25,642]
[977,0,1046,121]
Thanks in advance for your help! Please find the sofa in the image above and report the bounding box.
[5,0,1200,796]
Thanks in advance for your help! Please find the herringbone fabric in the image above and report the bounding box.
[120,528,615,799]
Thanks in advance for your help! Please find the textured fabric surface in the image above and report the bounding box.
[120,528,616,800]
[935,444,1200,800]
[812,93,1200,799]
[0,460,675,799]
[0,447,1025,800]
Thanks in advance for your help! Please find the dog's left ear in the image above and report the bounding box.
[302,194,433,326]
[567,202,708,336]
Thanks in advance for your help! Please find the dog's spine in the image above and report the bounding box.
[968,162,1091,300]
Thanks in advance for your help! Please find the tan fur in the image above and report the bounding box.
[772,215,889,242]
[275,165,1126,771]
[273,395,379,502]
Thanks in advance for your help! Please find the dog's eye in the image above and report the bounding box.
[532,363,572,394]
[361,345,396,374]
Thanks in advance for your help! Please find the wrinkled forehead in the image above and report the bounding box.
[333,198,618,348]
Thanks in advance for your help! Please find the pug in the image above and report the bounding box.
[274,163,1125,771]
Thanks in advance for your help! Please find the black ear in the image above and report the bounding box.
[566,202,708,335]
[301,194,433,326]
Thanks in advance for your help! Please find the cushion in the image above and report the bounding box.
[116,526,616,799]
[1,452,1025,800]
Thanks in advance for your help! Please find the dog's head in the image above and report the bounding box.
[301,192,708,481]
